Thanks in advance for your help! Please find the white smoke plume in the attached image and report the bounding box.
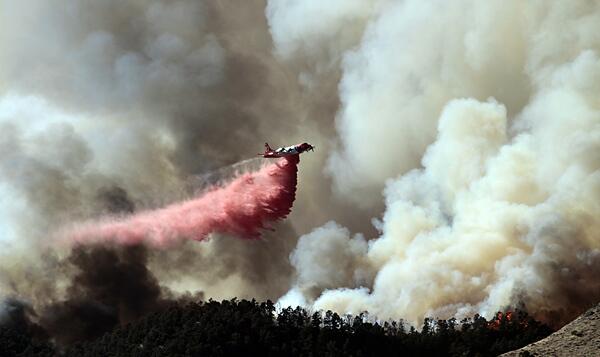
[270,0,600,327]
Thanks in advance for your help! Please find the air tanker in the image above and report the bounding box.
[259,142,315,158]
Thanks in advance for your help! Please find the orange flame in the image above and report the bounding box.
[487,311,522,330]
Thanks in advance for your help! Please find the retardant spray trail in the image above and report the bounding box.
[68,155,299,246]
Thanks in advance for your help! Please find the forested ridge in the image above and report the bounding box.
[1,298,553,356]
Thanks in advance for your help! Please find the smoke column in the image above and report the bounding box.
[270,0,600,328]
[68,156,299,246]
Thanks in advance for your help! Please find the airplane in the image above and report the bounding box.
[259,142,315,158]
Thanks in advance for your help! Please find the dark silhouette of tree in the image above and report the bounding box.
[0,298,553,356]
[59,300,551,357]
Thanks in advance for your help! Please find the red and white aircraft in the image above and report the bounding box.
[259,142,315,158]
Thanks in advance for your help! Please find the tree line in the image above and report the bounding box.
[1,298,552,356]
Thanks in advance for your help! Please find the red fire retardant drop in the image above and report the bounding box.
[69,155,300,246]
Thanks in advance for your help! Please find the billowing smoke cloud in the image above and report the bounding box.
[270,0,600,328]
[68,156,299,246]
[1,0,599,343]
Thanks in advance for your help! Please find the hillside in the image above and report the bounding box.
[502,304,600,357]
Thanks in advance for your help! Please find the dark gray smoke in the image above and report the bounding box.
[38,245,164,345]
